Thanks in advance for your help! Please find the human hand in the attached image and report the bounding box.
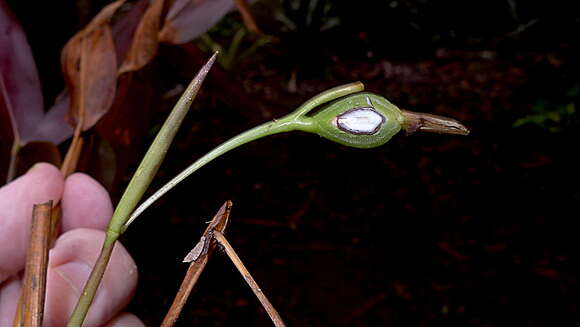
[0,163,144,326]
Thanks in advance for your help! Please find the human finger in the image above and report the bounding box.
[44,228,138,327]
[0,277,22,326]
[101,313,145,327]
[0,163,63,283]
[61,173,113,232]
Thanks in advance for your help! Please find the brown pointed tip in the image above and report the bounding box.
[401,110,470,136]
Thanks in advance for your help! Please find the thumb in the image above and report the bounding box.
[44,229,138,327]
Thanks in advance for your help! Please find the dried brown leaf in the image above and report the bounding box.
[112,0,149,62]
[118,0,165,74]
[61,0,124,131]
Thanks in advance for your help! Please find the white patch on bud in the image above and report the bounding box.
[336,108,385,135]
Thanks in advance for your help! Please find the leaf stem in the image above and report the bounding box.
[125,81,366,229]
[65,232,117,327]
[124,115,313,229]
[291,81,364,118]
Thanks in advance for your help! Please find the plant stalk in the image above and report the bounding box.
[66,53,217,327]
[65,232,117,327]
[124,115,314,229]
[125,81,366,229]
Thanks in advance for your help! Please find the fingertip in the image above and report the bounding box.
[62,173,113,231]
[102,313,145,327]
[45,229,138,327]
[0,277,22,326]
[20,162,64,199]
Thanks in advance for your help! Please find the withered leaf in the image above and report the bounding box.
[61,0,124,131]
[112,0,149,62]
[118,0,165,74]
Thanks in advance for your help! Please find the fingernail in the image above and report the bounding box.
[53,261,93,295]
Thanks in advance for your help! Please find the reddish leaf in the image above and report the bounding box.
[118,0,165,74]
[61,0,124,131]
[159,0,236,44]
[0,0,44,143]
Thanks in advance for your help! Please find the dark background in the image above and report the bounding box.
[6,0,580,325]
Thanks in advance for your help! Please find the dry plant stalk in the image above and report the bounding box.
[233,0,261,34]
[213,231,287,327]
[12,201,53,327]
[161,200,233,327]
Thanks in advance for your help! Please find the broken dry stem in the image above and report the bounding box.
[234,0,261,34]
[214,231,286,327]
[12,201,52,327]
[161,201,232,327]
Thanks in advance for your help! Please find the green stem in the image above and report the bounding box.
[65,232,117,327]
[124,115,314,229]
[124,81,366,229]
[291,81,364,118]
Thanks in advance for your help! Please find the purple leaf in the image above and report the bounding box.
[0,0,44,144]
[32,92,73,144]
[159,0,236,44]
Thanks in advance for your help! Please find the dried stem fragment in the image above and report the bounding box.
[12,201,52,327]
[161,201,232,327]
[214,231,287,327]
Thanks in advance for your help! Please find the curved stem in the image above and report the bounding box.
[123,116,314,230]
[123,81,366,230]
[291,81,364,118]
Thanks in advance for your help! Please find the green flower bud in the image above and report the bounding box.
[310,93,405,148]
